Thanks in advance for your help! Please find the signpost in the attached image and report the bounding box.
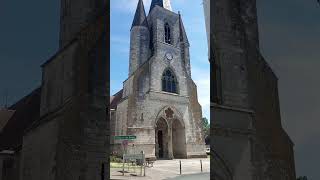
[114,135,136,140]
[114,135,136,154]
[114,135,146,176]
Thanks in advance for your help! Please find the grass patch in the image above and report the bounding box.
[110,162,141,168]
[110,162,124,168]
[110,162,142,175]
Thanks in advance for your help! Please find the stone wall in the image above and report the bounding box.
[247,52,296,179]
[20,119,59,180]
[211,0,296,179]
[59,0,107,48]
[21,13,109,180]
[211,106,254,179]
[129,26,150,75]
[40,42,77,117]
[0,153,20,180]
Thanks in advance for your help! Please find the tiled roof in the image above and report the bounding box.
[0,88,41,151]
[0,109,15,132]
[110,89,123,110]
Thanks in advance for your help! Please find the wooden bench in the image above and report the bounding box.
[145,157,156,167]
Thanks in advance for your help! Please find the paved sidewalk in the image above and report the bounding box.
[110,158,210,180]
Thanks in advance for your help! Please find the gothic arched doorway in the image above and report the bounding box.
[155,118,169,159]
[172,119,187,158]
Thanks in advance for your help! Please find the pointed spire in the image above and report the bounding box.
[131,0,148,29]
[178,12,189,44]
[149,0,172,13]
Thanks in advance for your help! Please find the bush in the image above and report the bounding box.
[110,155,122,163]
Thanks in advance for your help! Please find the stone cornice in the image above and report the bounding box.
[212,125,256,138]
[211,102,255,114]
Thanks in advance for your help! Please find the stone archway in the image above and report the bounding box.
[172,119,187,158]
[155,117,169,159]
[154,106,187,159]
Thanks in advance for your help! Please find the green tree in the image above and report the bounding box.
[202,117,210,142]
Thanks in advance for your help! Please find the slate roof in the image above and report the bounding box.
[150,0,163,12]
[131,0,148,29]
[0,88,41,151]
[178,13,189,44]
[110,89,123,110]
[149,0,172,13]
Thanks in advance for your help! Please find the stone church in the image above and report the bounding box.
[0,1,109,180]
[110,0,206,159]
[206,0,297,179]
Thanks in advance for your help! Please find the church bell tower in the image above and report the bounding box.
[129,0,150,75]
[211,0,296,179]
[112,0,206,159]
[59,0,107,48]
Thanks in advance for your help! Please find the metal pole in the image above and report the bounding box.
[200,160,203,172]
[122,158,125,176]
[140,151,144,176]
[179,160,181,175]
[143,151,146,176]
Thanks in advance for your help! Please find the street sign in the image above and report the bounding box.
[114,135,136,140]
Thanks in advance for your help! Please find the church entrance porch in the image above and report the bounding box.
[154,107,187,160]
[155,118,169,159]
[172,118,187,158]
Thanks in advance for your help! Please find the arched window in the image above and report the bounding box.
[162,69,178,93]
[164,23,171,44]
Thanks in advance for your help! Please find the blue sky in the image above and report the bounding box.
[110,0,210,120]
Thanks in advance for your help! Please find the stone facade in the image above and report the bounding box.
[19,13,109,180]
[110,0,206,159]
[0,1,109,180]
[207,0,296,179]
[59,0,107,48]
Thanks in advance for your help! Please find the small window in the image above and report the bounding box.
[162,69,178,93]
[164,23,171,44]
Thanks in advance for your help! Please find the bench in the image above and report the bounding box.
[145,157,156,167]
